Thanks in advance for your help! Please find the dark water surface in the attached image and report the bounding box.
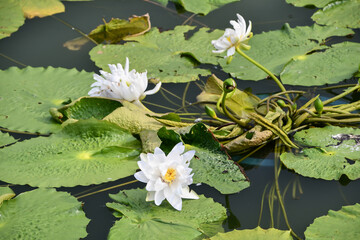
[1,0,360,239]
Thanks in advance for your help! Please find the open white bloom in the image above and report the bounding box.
[211,13,252,58]
[134,142,199,211]
[88,57,161,106]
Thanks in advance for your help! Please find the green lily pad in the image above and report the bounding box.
[196,74,259,118]
[50,96,122,123]
[286,0,333,7]
[153,0,239,15]
[305,203,360,239]
[280,42,360,86]
[89,26,223,83]
[19,0,65,19]
[0,187,15,207]
[0,188,89,240]
[158,123,250,194]
[219,24,353,81]
[0,67,93,134]
[0,132,17,147]
[312,0,360,29]
[0,119,141,187]
[106,188,227,240]
[210,226,292,239]
[0,0,25,40]
[280,126,360,180]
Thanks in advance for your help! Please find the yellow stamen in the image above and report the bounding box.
[163,168,176,184]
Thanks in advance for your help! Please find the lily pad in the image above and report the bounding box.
[103,102,164,134]
[106,188,227,240]
[0,132,17,147]
[210,226,292,239]
[89,26,223,83]
[280,42,360,86]
[286,0,333,7]
[312,0,360,29]
[158,123,250,194]
[153,0,239,15]
[0,67,93,134]
[219,24,353,82]
[0,188,89,240]
[196,74,259,118]
[0,0,25,40]
[305,203,360,239]
[280,126,360,180]
[0,119,141,187]
[20,0,65,19]
[50,96,122,123]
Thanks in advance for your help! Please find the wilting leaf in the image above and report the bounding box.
[0,187,15,207]
[0,132,17,147]
[152,0,239,15]
[286,0,333,7]
[219,24,353,81]
[0,67,93,134]
[0,0,25,40]
[20,0,65,19]
[0,188,89,239]
[280,42,360,86]
[312,0,360,28]
[106,188,227,240]
[0,119,141,187]
[210,226,292,240]
[158,123,250,194]
[64,14,151,50]
[89,26,223,83]
[50,96,122,123]
[280,126,360,180]
[103,102,164,134]
[196,74,260,118]
[305,203,360,240]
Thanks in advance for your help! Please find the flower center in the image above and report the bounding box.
[163,168,176,184]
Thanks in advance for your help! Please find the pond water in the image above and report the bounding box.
[1,0,360,239]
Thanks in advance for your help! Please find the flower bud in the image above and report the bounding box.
[314,97,323,115]
[277,99,286,108]
[223,78,237,94]
[205,106,217,119]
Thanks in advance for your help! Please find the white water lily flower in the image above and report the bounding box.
[88,57,161,106]
[211,13,252,58]
[134,142,199,211]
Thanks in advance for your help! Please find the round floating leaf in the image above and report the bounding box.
[106,188,227,240]
[305,203,360,240]
[312,0,360,29]
[158,123,250,194]
[280,126,360,180]
[178,0,239,15]
[210,226,292,240]
[0,132,17,147]
[0,188,89,240]
[0,0,25,40]
[0,67,93,134]
[90,26,223,83]
[50,96,122,123]
[19,0,65,19]
[286,0,333,7]
[280,42,360,86]
[0,119,141,187]
[219,24,353,81]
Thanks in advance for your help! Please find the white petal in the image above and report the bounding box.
[154,190,165,206]
[181,187,199,199]
[168,142,185,158]
[125,57,130,73]
[134,171,148,183]
[227,46,236,57]
[144,81,162,96]
[181,150,195,163]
